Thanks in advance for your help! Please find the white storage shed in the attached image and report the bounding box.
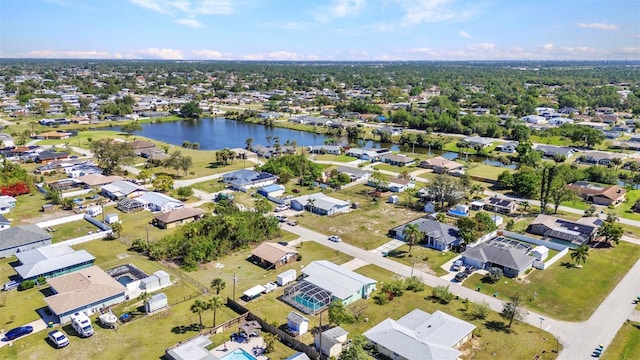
[277,269,297,286]
[146,293,168,314]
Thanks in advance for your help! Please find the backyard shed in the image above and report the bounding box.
[531,246,549,261]
[146,293,168,314]
[243,285,266,300]
[105,213,119,224]
[287,311,310,335]
[388,195,399,204]
[277,269,297,286]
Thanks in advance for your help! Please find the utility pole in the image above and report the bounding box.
[232,272,237,300]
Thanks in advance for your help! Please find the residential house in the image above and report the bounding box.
[34,131,72,140]
[496,141,518,153]
[418,157,464,174]
[230,148,257,160]
[315,326,349,358]
[13,244,95,280]
[118,192,183,213]
[385,178,416,193]
[152,207,205,229]
[381,153,415,167]
[290,193,350,216]
[298,260,376,307]
[564,182,626,206]
[0,133,15,149]
[77,174,124,188]
[334,166,371,183]
[527,214,600,246]
[129,140,157,155]
[0,195,17,214]
[101,180,147,200]
[258,111,280,119]
[461,239,536,278]
[558,107,580,115]
[0,225,52,258]
[363,309,475,360]
[377,126,403,136]
[44,266,126,324]
[308,145,342,155]
[249,242,299,269]
[166,336,215,360]
[603,130,622,139]
[346,147,392,161]
[462,136,493,148]
[222,169,279,192]
[547,117,574,126]
[534,145,574,159]
[577,121,608,130]
[389,218,460,251]
[473,107,490,116]
[483,196,518,214]
[521,115,547,124]
[257,184,285,198]
[37,151,70,163]
[578,151,626,166]
[0,214,10,231]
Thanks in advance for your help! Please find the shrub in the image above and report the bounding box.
[36,276,46,285]
[18,280,36,290]
[431,285,454,304]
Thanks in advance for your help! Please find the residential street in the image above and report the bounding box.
[281,222,640,360]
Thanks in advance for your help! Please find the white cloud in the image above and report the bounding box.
[317,0,366,22]
[240,51,321,61]
[192,49,227,59]
[26,50,111,58]
[130,0,234,15]
[173,18,205,28]
[543,43,554,50]
[577,22,618,30]
[136,48,184,59]
[459,30,471,39]
[394,0,477,26]
[621,47,640,54]
[467,42,495,50]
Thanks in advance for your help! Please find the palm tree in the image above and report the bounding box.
[570,245,590,268]
[402,223,423,256]
[190,299,207,329]
[208,295,224,327]
[611,157,622,173]
[519,201,530,213]
[469,184,484,199]
[306,198,316,212]
[265,135,273,147]
[210,278,226,295]
[245,137,253,151]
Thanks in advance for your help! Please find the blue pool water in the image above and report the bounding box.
[447,209,469,217]
[117,275,134,286]
[221,348,258,360]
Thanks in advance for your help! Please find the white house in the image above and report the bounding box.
[290,193,350,216]
[222,169,279,192]
[0,196,17,214]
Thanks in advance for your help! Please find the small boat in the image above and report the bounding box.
[99,311,118,328]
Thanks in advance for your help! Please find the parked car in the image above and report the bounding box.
[454,271,469,282]
[286,219,298,226]
[275,215,287,222]
[328,235,342,243]
[4,326,33,341]
[48,330,70,348]
[2,280,20,291]
[452,260,463,271]
[278,241,289,247]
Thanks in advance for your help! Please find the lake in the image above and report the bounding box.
[116,118,332,150]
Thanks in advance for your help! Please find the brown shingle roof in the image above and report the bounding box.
[154,207,205,224]
[45,266,125,315]
[251,242,298,264]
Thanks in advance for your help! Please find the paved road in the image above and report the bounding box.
[281,222,640,359]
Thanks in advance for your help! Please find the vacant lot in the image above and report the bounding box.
[466,164,514,181]
[601,321,640,360]
[293,186,425,250]
[463,241,640,321]
[387,245,459,277]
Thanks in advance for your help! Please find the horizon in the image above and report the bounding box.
[1,0,638,61]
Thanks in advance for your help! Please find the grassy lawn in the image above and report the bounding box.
[313,154,358,162]
[530,135,571,146]
[463,241,640,321]
[4,192,50,225]
[560,199,590,211]
[293,186,425,250]
[466,164,513,181]
[0,257,48,327]
[386,245,458,276]
[601,321,640,360]
[372,163,417,173]
[509,216,536,234]
[615,189,640,221]
[48,219,103,243]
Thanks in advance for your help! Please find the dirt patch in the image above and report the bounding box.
[21,209,73,224]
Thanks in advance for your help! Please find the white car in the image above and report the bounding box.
[48,330,69,348]
[328,235,342,243]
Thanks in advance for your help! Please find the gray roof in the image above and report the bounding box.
[462,242,535,270]
[166,335,216,360]
[335,166,370,179]
[321,326,348,345]
[137,192,182,207]
[285,353,311,360]
[292,193,349,211]
[14,245,95,279]
[302,260,376,300]
[102,180,146,196]
[391,218,459,245]
[222,169,278,186]
[287,311,309,325]
[0,214,9,224]
[0,225,51,250]
[535,145,573,157]
[363,309,474,360]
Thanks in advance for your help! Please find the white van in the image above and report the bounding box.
[70,312,94,338]
[85,206,102,217]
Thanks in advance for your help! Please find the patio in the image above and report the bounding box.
[210,335,268,360]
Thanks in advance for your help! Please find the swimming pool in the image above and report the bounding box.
[117,275,134,285]
[447,209,468,217]
[220,348,257,360]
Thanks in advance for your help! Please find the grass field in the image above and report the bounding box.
[387,245,458,276]
[466,164,514,181]
[463,241,640,321]
[615,189,640,221]
[293,186,424,250]
[48,219,103,243]
[601,321,640,360]
[313,154,358,162]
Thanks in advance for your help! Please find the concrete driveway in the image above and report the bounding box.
[0,319,47,349]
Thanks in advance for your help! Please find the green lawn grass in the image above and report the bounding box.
[48,219,102,243]
[466,164,514,181]
[313,154,358,162]
[615,189,640,221]
[463,241,640,321]
[0,257,48,327]
[386,245,458,276]
[560,199,590,211]
[601,321,640,360]
[372,163,418,173]
[5,192,50,225]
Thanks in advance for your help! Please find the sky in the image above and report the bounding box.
[0,0,639,61]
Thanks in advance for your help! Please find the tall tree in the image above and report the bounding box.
[402,223,423,255]
[501,292,525,328]
[190,299,207,329]
[121,122,143,136]
[208,295,224,327]
[180,101,203,118]
[597,221,624,246]
[90,139,135,175]
[210,278,226,295]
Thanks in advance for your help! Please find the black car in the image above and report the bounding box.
[454,271,469,282]
[4,325,33,341]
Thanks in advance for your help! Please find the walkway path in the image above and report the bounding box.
[281,222,640,360]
